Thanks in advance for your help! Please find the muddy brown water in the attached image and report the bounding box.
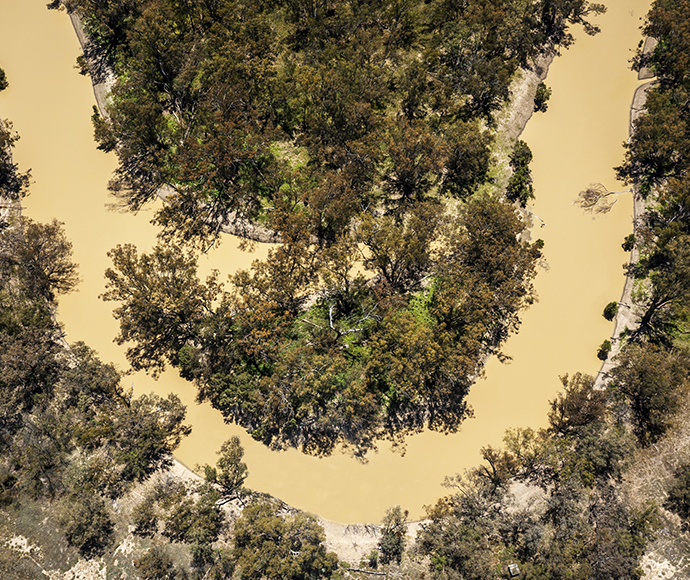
[0,0,649,524]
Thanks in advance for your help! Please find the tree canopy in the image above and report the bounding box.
[54,0,608,454]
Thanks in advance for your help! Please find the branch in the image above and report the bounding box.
[574,183,631,214]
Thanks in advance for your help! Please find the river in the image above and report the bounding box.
[0,0,649,523]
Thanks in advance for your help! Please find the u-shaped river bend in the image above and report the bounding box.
[0,0,649,524]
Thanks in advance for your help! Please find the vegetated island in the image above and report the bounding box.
[57,0,609,458]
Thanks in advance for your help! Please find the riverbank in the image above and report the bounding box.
[594,60,657,385]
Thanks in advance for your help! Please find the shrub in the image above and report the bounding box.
[534,82,552,112]
[379,506,408,565]
[597,339,612,361]
[603,302,618,321]
[506,140,534,207]
[134,544,188,580]
[622,233,635,252]
[665,463,690,530]
[56,493,114,558]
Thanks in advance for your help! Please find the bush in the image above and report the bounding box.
[597,339,612,361]
[506,140,534,207]
[134,544,188,580]
[534,82,552,112]
[56,493,115,558]
[0,67,7,92]
[665,463,690,530]
[622,233,635,252]
[603,302,618,321]
[379,506,408,565]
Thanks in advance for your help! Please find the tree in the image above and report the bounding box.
[111,393,192,483]
[356,202,442,292]
[134,544,188,580]
[603,301,618,321]
[607,344,690,446]
[616,90,690,197]
[0,295,64,439]
[534,82,552,113]
[633,235,690,343]
[0,120,30,201]
[379,505,408,565]
[381,119,446,207]
[163,486,225,548]
[0,217,80,303]
[102,243,222,375]
[0,67,7,91]
[506,140,534,207]
[440,121,492,200]
[203,436,249,501]
[575,183,628,214]
[665,462,690,531]
[417,481,501,580]
[232,499,339,579]
[56,492,115,558]
[160,110,278,249]
[548,373,608,437]
[597,339,612,360]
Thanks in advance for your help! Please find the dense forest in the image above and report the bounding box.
[53,0,610,456]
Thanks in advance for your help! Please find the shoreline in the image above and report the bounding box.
[594,62,656,386]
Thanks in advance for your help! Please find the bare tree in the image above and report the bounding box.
[575,183,631,214]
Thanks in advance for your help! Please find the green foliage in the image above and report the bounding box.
[105,195,540,455]
[665,462,690,530]
[0,217,80,303]
[418,370,653,580]
[597,339,612,360]
[102,243,222,376]
[87,0,595,456]
[379,506,407,565]
[0,120,30,201]
[603,301,619,321]
[608,344,690,446]
[56,492,115,558]
[506,140,534,207]
[622,233,635,252]
[113,393,192,483]
[618,0,690,197]
[534,82,552,113]
[163,486,225,547]
[548,373,608,437]
[0,218,192,502]
[68,0,607,248]
[134,544,188,580]
[91,105,116,152]
[132,495,159,538]
[232,499,339,579]
[203,436,248,500]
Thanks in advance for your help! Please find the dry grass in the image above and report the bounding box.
[622,395,690,579]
